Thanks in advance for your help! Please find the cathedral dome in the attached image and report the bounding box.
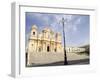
[43,27,51,32]
[32,25,37,30]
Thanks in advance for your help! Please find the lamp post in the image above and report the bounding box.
[61,17,68,65]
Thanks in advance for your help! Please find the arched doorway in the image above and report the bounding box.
[55,48,56,52]
[38,47,41,52]
[47,46,50,52]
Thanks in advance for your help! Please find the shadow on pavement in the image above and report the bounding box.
[26,58,89,67]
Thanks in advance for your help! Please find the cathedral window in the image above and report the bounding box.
[31,44,33,46]
[47,46,50,52]
[55,48,56,52]
[39,48,41,52]
[33,32,35,35]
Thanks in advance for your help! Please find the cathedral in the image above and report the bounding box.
[27,25,63,53]
[26,25,87,66]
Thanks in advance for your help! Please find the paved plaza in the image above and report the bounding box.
[26,52,89,67]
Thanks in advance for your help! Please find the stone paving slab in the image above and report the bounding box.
[28,52,89,65]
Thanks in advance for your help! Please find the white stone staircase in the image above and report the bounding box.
[28,52,89,65]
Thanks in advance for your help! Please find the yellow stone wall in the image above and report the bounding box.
[27,25,63,53]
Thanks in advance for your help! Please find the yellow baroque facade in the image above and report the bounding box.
[27,25,63,53]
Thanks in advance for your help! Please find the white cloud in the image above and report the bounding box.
[28,13,50,26]
[41,16,49,24]
[54,15,77,33]
[50,15,75,33]
[54,15,73,25]
[65,17,81,33]
[50,23,57,30]
[64,15,73,22]
[75,18,81,25]
[73,26,77,32]
[72,18,81,32]
[28,13,81,34]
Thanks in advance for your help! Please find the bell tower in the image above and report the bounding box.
[30,25,38,38]
[28,25,38,53]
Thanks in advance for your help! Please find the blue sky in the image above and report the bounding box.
[25,12,90,47]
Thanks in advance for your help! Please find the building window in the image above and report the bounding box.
[55,48,56,52]
[33,32,35,35]
[31,44,33,46]
[47,46,50,52]
[39,48,41,52]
